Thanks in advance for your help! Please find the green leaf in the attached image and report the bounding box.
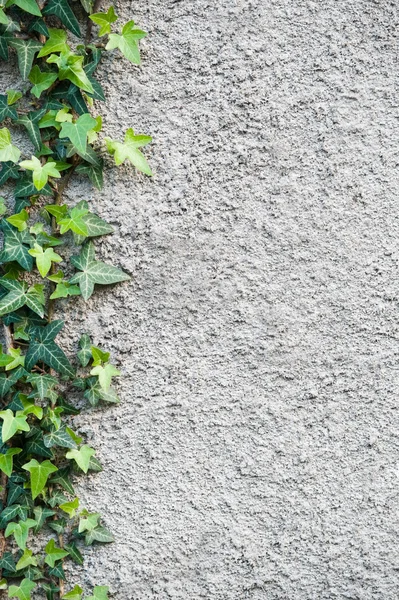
[5,347,25,370]
[0,410,29,442]
[62,585,83,600]
[105,20,146,64]
[0,8,9,25]
[90,363,120,392]
[0,128,20,163]
[43,425,77,449]
[6,0,41,17]
[8,578,36,600]
[6,89,22,105]
[47,50,94,94]
[49,467,74,494]
[0,448,22,476]
[0,279,44,319]
[66,445,95,473]
[0,552,16,573]
[16,549,37,571]
[59,113,97,154]
[105,127,152,175]
[26,373,57,400]
[28,65,57,99]
[58,206,89,235]
[89,6,117,36]
[49,281,80,299]
[85,526,114,545]
[16,108,46,151]
[37,28,67,57]
[28,243,62,277]
[19,156,61,191]
[6,209,29,232]
[0,221,33,270]
[42,0,81,37]
[5,519,36,550]
[25,321,75,378]
[33,506,55,532]
[78,334,91,367]
[0,161,19,185]
[8,39,42,80]
[75,161,103,190]
[0,94,18,121]
[63,543,83,566]
[70,241,130,300]
[85,586,109,600]
[22,459,58,499]
[78,510,99,532]
[44,538,69,568]
[59,497,79,517]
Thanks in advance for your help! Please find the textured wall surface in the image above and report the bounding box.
[53,0,399,598]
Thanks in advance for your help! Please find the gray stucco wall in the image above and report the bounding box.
[59,0,399,598]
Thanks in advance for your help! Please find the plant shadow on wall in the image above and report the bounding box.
[0,1,152,599]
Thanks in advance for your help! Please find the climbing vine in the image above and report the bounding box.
[0,1,152,598]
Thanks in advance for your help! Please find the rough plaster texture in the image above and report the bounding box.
[6,0,399,597]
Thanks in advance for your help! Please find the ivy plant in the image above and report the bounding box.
[0,1,152,598]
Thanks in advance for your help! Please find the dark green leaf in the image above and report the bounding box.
[42,0,81,37]
[8,39,42,80]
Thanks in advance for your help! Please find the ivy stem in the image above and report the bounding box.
[47,165,77,324]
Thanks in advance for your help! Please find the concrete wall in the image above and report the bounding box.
[64,0,399,598]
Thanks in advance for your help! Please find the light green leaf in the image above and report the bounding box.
[44,538,69,567]
[59,113,97,154]
[50,282,81,299]
[90,363,120,392]
[85,526,114,545]
[47,50,94,94]
[89,6,117,36]
[6,0,41,17]
[22,459,58,499]
[78,334,91,366]
[29,243,62,277]
[91,345,109,366]
[37,28,68,58]
[6,89,22,105]
[78,510,100,532]
[0,8,9,25]
[60,497,79,518]
[8,578,36,600]
[5,347,25,370]
[105,20,146,64]
[58,206,89,235]
[0,448,22,476]
[62,585,83,600]
[85,586,109,600]
[66,445,95,473]
[0,128,20,163]
[15,549,37,571]
[0,410,29,442]
[19,156,61,191]
[105,127,152,175]
[28,65,57,99]
[5,519,36,550]
[6,209,29,232]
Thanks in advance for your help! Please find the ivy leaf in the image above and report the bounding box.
[33,506,55,532]
[62,584,83,600]
[6,347,26,370]
[6,0,41,17]
[0,447,22,476]
[85,526,114,545]
[78,334,91,367]
[59,113,97,154]
[28,65,57,99]
[90,363,120,392]
[106,20,147,65]
[63,544,83,566]
[22,459,58,499]
[42,0,81,37]
[58,206,89,235]
[78,510,99,532]
[0,279,45,318]
[59,497,79,517]
[25,321,75,378]
[29,243,62,277]
[8,39,42,80]
[6,209,29,232]
[89,6,117,36]
[70,241,130,300]
[16,549,38,571]
[7,578,36,600]
[44,538,69,568]
[0,9,8,25]
[28,17,49,38]
[0,409,29,442]
[105,128,152,175]
[50,281,80,299]
[0,161,19,185]
[0,128,20,163]
[0,94,18,121]
[47,50,94,94]
[85,586,109,600]
[0,221,33,270]
[26,373,57,400]
[5,519,36,550]
[6,89,22,105]
[66,445,95,473]
[38,28,68,58]
[49,466,74,494]
[0,552,16,573]
[43,424,77,449]
[19,156,61,191]
[75,161,103,190]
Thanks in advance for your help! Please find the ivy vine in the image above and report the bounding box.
[0,1,152,599]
